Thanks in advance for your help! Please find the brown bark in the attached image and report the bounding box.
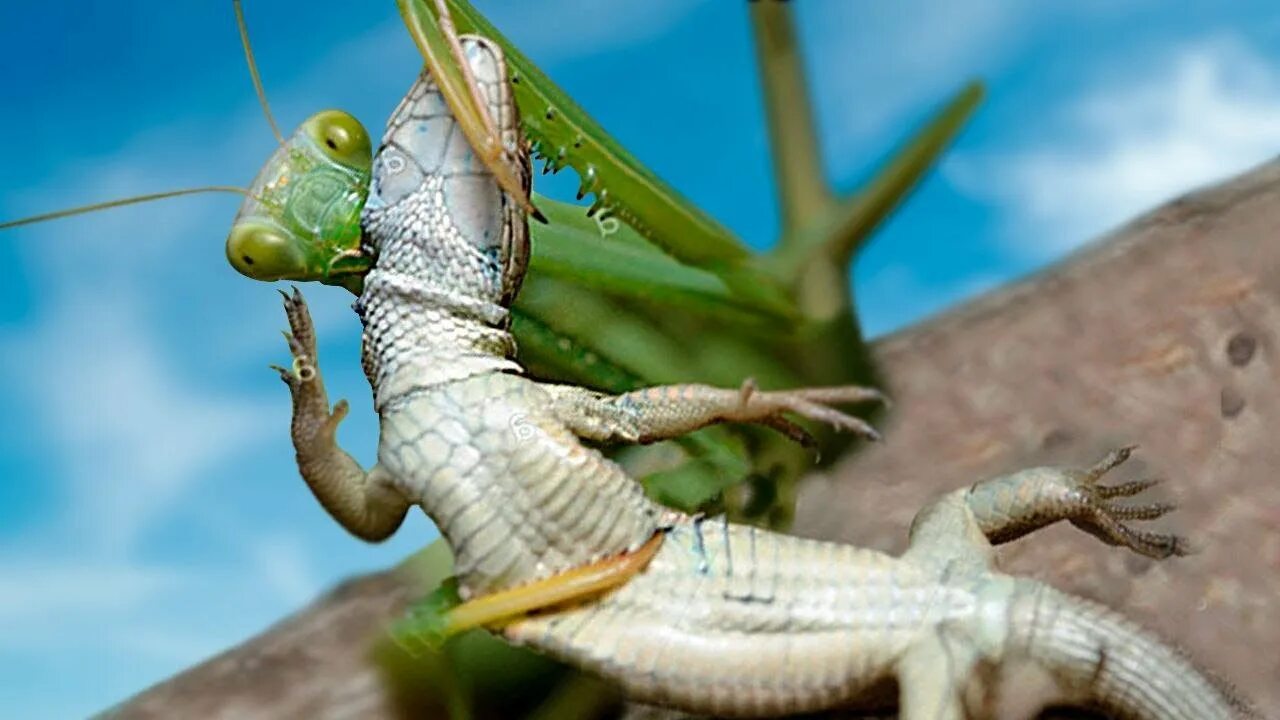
[796,157,1280,715]
[109,159,1280,718]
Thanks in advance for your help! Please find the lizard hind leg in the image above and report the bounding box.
[965,447,1192,559]
[896,633,981,720]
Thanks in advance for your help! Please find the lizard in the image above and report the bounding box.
[267,35,1258,720]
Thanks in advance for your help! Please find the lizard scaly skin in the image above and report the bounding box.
[275,37,1258,719]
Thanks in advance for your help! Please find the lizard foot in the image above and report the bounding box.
[734,378,886,442]
[272,287,318,387]
[1065,446,1191,559]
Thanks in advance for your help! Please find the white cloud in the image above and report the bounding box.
[0,557,218,665]
[804,0,1026,172]
[0,562,183,624]
[0,49,292,713]
[0,552,314,663]
[248,533,321,607]
[0,27,366,555]
[0,288,274,555]
[954,37,1280,255]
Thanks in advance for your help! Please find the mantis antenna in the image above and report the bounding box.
[233,0,285,146]
[0,187,249,230]
[0,2,285,231]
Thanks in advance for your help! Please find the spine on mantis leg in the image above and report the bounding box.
[1005,580,1257,720]
[436,0,795,318]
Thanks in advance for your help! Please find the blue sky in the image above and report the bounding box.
[2,1,1280,716]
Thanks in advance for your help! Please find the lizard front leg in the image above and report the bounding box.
[276,288,410,542]
[541,379,885,446]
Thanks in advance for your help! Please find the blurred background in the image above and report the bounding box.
[1,1,1279,716]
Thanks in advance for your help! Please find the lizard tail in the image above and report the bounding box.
[1004,579,1259,720]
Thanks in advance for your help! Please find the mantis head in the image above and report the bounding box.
[225,110,374,293]
[0,2,379,295]
[0,0,534,300]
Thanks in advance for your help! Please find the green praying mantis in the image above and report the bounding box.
[1,2,986,716]
[1,0,979,522]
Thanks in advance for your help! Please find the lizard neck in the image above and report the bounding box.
[357,267,521,410]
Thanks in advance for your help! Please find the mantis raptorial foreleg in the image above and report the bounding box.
[398,0,544,222]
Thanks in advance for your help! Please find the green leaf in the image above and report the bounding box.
[511,305,643,394]
[640,448,751,513]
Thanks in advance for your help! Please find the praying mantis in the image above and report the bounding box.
[0,1,986,716]
[1,0,982,523]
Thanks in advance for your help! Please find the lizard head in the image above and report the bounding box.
[225,110,375,293]
[359,37,530,312]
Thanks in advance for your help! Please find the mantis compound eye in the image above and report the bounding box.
[306,110,372,171]
[226,221,307,280]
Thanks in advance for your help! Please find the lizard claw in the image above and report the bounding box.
[276,287,321,385]
[757,416,819,450]
[280,287,318,352]
[738,383,887,443]
[789,384,890,409]
[269,363,293,385]
[1067,448,1192,559]
[309,398,352,438]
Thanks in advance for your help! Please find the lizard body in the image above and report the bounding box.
[276,37,1256,719]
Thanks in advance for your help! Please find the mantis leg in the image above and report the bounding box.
[541,379,885,446]
[398,0,543,221]
[397,533,664,651]
[447,533,661,632]
[276,289,411,542]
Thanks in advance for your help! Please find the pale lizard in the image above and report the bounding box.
[271,36,1257,720]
